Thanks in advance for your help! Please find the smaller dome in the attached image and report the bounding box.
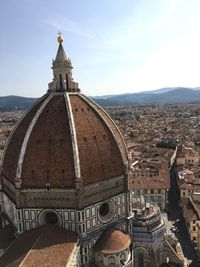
[94,228,131,254]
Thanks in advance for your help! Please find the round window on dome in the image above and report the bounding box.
[99,203,109,216]
[38,209,61,226]
[45,211,58,224]
[98,200,116,223]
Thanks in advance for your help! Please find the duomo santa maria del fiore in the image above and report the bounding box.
[0,34,186,267]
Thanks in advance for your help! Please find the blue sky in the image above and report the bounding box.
[1,0,200,97]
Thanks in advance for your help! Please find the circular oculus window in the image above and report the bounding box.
[38,209,61,226]
[45,211,58,224]
[98,200,116,223]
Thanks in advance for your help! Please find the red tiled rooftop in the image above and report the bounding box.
[94,228,131,254]
[70,95,125,184]
[0,225,78,267]
[129,167,170,190]
[2,96,48,183]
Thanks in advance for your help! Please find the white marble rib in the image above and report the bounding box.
[16,95,53,182]
[64,93,81,179]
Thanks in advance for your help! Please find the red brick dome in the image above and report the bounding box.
[2,93,127,189]
[94,228,131,253]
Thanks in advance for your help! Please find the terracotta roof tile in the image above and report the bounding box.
[94,228,131,254]
[21,95,75,188]
[2,96,48,184]
[70,95,125,184]
[0,225,78,267]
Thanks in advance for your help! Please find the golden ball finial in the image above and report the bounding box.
[57,32,63,45]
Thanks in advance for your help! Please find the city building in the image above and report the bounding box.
[176,145,199,166]
[196,221,200,258]
[129,158,170,211]
[132,197,185,267]
[0,34,185,267]
[181,196,200,245]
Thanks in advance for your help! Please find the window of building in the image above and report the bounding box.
[24,210,29,220]
[31,210,35,220]
[87,220,91,229]
[45,211,58,224]
[92,218,96,227]
[108,256,115,264]
[18,223,22,232]
[98,200,116,223]
[70,211,75,221]
[17,210,21,221]
[139,253,144,267]
[120,253,125,261]
[81,211,85,221]
[91,207,95,216]
[99,202,109,216]
[64,211,69,221]
[97,254,103,262]
[86,209,90,218]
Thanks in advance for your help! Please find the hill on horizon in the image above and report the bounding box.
[93,87,200,106]
[0,87,200,111]
[0,95,37,111]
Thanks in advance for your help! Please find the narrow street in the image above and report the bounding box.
[168,165,199,267]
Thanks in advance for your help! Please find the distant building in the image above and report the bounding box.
[176,167,200,199]
[181,196,200,244]
[176,145,199,166]
[129,158,169,211]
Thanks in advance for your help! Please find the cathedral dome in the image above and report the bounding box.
[94,228,131,253]
[1,34,128,209]
[94,229,131,267]
[2,93,127,189]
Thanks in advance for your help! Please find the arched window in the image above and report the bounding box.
[120,252,125,261]
[59,74,63,88]
[156,247,161,262]
[120,252,126,264]
[45,211,58,224]
[139,253,144,267]
[66,73,69,91]
[108,256,115,264]
[97,254,103,262]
